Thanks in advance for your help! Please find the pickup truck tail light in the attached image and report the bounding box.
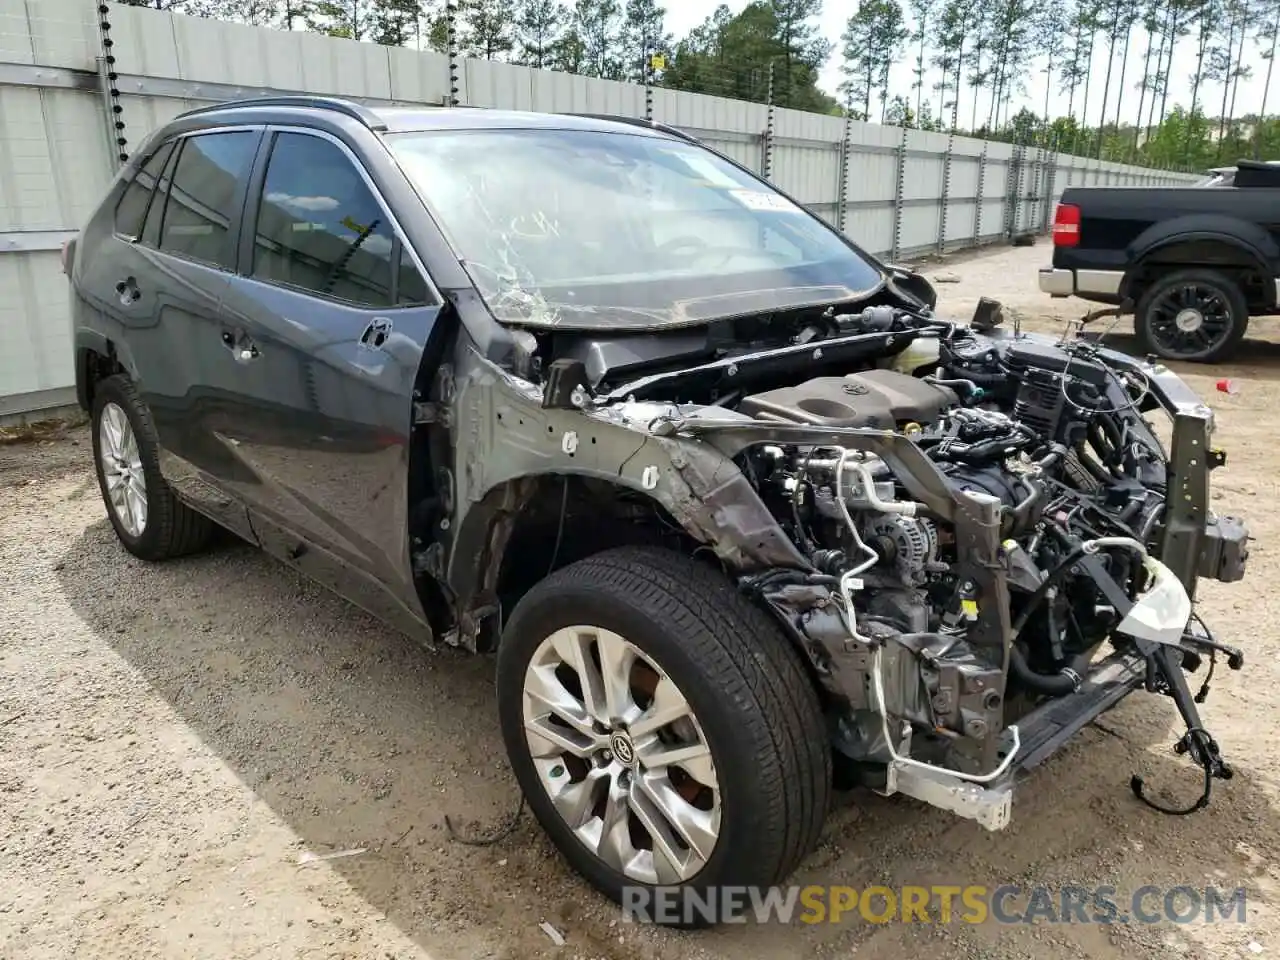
[1052,203,1081,246]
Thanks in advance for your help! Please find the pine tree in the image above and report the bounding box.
[369,0,422,46]
[515,0,566,66]
[1186,0,1220,147]
[620,0,671,83]
[769,0,832,107]
[574,0,623,78]
[661,2,837,113]
[1208,0,1254,150]
[1255,0,1280,157]
[309,0,370,37]
[224,0,282,24]
[932,0,972,130]
[985,0,1035,131]
[114,0,222,11]
[1062,1,1101,150]
[964,5,991,131]
[839,0,907,122]
[1092,0,1139,155]
[1132,0,1164,151]
[907,0,936,124]
[461,0,518,59]
[553,24,588,72]
[1034,3,1070,129]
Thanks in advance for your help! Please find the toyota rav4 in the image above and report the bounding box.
[67,96,1250,924]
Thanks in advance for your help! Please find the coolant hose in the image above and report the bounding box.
[1006,542,1092,694]
[1009,638,1093,695]
[941,367,1007,388]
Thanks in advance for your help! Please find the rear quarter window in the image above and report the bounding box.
[113,141,175,240]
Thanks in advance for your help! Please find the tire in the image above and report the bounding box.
[496,545,830,928]
[1134,268,1249,363]
[90,374,214,561]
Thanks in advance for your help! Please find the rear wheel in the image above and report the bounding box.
[496,546,830,926]
[1134,268,1249,363]
[90,374,214,560]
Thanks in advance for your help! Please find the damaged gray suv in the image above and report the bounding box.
[68,97,1251,921]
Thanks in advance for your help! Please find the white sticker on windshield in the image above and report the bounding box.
[729,189,801,213]
[668,150,742,188]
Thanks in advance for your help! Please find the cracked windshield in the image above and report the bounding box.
[389,127,883,329]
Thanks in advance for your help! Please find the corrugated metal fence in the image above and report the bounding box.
[0,0,1198,419]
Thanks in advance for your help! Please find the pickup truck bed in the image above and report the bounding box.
[1039,159,1280,362]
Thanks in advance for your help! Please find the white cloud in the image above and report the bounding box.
[362,233,393,256]
[266,191,340,212]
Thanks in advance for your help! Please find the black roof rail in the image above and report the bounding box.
[177,95,389,132]
[566,113,698,143]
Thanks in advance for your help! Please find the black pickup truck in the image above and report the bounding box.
[1039,159,1280,362]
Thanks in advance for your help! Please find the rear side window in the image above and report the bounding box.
[251,132,417,308]
[114,141,175,240]
[154,131,257,271]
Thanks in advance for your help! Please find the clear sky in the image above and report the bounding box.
[664,1,1275,126]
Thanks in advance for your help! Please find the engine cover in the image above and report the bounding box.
[739,370,957,429]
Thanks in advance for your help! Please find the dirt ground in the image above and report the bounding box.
[3,242,1279,960]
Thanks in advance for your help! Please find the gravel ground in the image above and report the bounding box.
[2,242,1279,960]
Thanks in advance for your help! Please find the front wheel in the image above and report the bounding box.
[495,546,830,926]
[1134,268,1249,363]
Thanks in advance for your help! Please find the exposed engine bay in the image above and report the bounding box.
[724,325,1251,820]
[445,288,1253,831]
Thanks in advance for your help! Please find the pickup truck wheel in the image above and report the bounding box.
[1134,268,1249,363]
[496,546,830,926]
[90,374,214,561]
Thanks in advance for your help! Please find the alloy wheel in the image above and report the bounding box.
[1145,282,1234,358]
[98,401,148,538]
[521,625,721,885]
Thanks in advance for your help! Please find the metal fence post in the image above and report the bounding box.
[1004,134,1024,240]
[973,140,988,245]
[1042,135,1060,233]
[644,53,654,121]
[890,123,908,261]
[95,2,128,168]
[936,132,954,254]
[1018,138,1039,236]
[762,60,776,180]
[444,3,460,106]
[837,96,853,233]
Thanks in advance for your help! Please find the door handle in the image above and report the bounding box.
[221,328,260,363]
[114,276,141,306]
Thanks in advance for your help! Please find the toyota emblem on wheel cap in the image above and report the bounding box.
[610,732,636,766]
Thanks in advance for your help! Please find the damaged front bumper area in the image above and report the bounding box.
[737,359,1250,831]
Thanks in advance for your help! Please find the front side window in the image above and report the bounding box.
[155,131,257,271]
[114,140,175,240]
[388,127,884,330]
[252,132,418,308]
